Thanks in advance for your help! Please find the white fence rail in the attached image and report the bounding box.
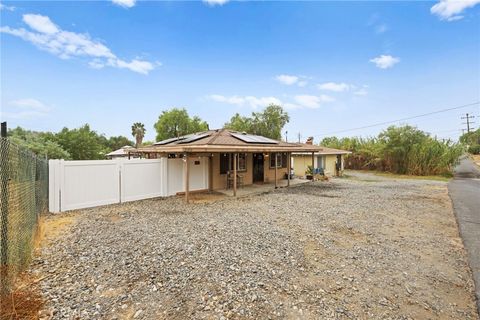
[49,157,208,212]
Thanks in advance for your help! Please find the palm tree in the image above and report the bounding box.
[131,122,146,148]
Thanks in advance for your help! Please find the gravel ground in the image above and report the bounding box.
[32,172,478,319]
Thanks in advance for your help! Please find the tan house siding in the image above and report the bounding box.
[210,153,287,189]
[291,154,345,177]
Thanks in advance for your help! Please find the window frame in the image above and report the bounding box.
[269,153,283,168]
[220,153,247,174]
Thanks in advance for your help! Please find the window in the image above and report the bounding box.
[270,153,283,168]
[281,153,287,168]
[220,153,247,174]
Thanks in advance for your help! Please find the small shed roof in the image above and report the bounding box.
[107,145,135,157]
[136,129,324,153]
[292,147,352,156]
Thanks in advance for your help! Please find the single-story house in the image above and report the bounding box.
[106,145,138,159]
[137,129,323,201]
[291,137,352,177]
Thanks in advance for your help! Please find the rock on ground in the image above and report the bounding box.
[31,172,478,319]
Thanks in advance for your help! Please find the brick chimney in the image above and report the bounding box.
[305,137,313,145]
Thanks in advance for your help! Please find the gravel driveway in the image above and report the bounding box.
[33,172,478,319]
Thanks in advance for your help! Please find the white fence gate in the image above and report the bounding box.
[49,157,208,212]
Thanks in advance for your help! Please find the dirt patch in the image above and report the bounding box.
[36,213,78,247]
[0,273,43,320]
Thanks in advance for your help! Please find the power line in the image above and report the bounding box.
[312,101,480,137]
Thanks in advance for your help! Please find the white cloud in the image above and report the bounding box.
[0,2,15,11]
[207,94,282,109]
[275,74,309,87]
[23,14,59,34]
[275,74,299,85]
[0,14,156,75]
[112,0,136,8]
[317,82,350,92]
[203,0,230,6]
[1,98,51,119]
[10,98,51,112]
[207,93,334,110]
[431,0,480,21]
[294,94,334,109]
[208,94,245,105]
[370,54,400,69]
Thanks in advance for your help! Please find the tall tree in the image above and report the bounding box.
[154,108,209,141]
[223,104,289,140]
[131,122,146,148]
[8,127,71,159]
[107,135,134,150]
[224,113,252,133]
[55,124,108,160]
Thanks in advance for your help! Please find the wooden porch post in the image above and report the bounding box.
[274,152,278,189]
[287,152,291,187]
[208,154,213,192]
[184,153,190,203]
[233,153,237,197]
[311,152,315,173]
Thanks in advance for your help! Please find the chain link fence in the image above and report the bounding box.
[0,137,48,295]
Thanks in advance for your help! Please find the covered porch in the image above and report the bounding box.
[137,129,322,202]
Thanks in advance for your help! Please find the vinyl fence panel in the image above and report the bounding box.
[49,157,209,212]
[121,158,164,202]
[61,160,120,211]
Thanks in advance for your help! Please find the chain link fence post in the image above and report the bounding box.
[0,122,9,295]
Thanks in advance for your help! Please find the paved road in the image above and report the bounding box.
[448,156,480,313]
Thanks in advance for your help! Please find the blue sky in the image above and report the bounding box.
[1,0,479,143]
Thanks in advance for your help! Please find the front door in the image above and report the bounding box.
[252,153,264,183]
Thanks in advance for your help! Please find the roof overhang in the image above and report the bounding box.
[136,144,323,154]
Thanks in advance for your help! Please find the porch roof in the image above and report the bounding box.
[136,129,323,153]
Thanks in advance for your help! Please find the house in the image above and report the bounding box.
[106,146,137,159]
[137,129,323,201]
[291,137,351,177]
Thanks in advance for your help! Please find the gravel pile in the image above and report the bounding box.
[32,172,478,319]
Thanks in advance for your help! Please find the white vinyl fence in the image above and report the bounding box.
[49,157,208,212]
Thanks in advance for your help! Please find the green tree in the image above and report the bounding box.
[131,122,146,148]
[107,135,134,150]
[224,104,290,140]
[460,128,480,154]
[55,124,108,160]
[224,113,253,133]
[8,127,71,159]
[154,108,209,141]
[320,125,462,175]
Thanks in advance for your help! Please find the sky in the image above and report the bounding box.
[1,0,479,143]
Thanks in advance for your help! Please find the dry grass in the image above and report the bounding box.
[0,213,77,320]
[0,273,43,320]
[36,214,78,247]
[472,154,480,167]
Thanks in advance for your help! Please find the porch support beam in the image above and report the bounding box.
[287,152,291,187]
[184,153,190,203]
[208,154,213,192]
[311,152,315,177]
[233,153,237,197]
[274,152,278,189]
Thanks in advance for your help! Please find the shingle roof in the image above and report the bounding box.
[137,129,325,153]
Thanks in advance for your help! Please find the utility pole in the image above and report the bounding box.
[461,113,475,133]
[285,131,288,142]
[298,132,301,143]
